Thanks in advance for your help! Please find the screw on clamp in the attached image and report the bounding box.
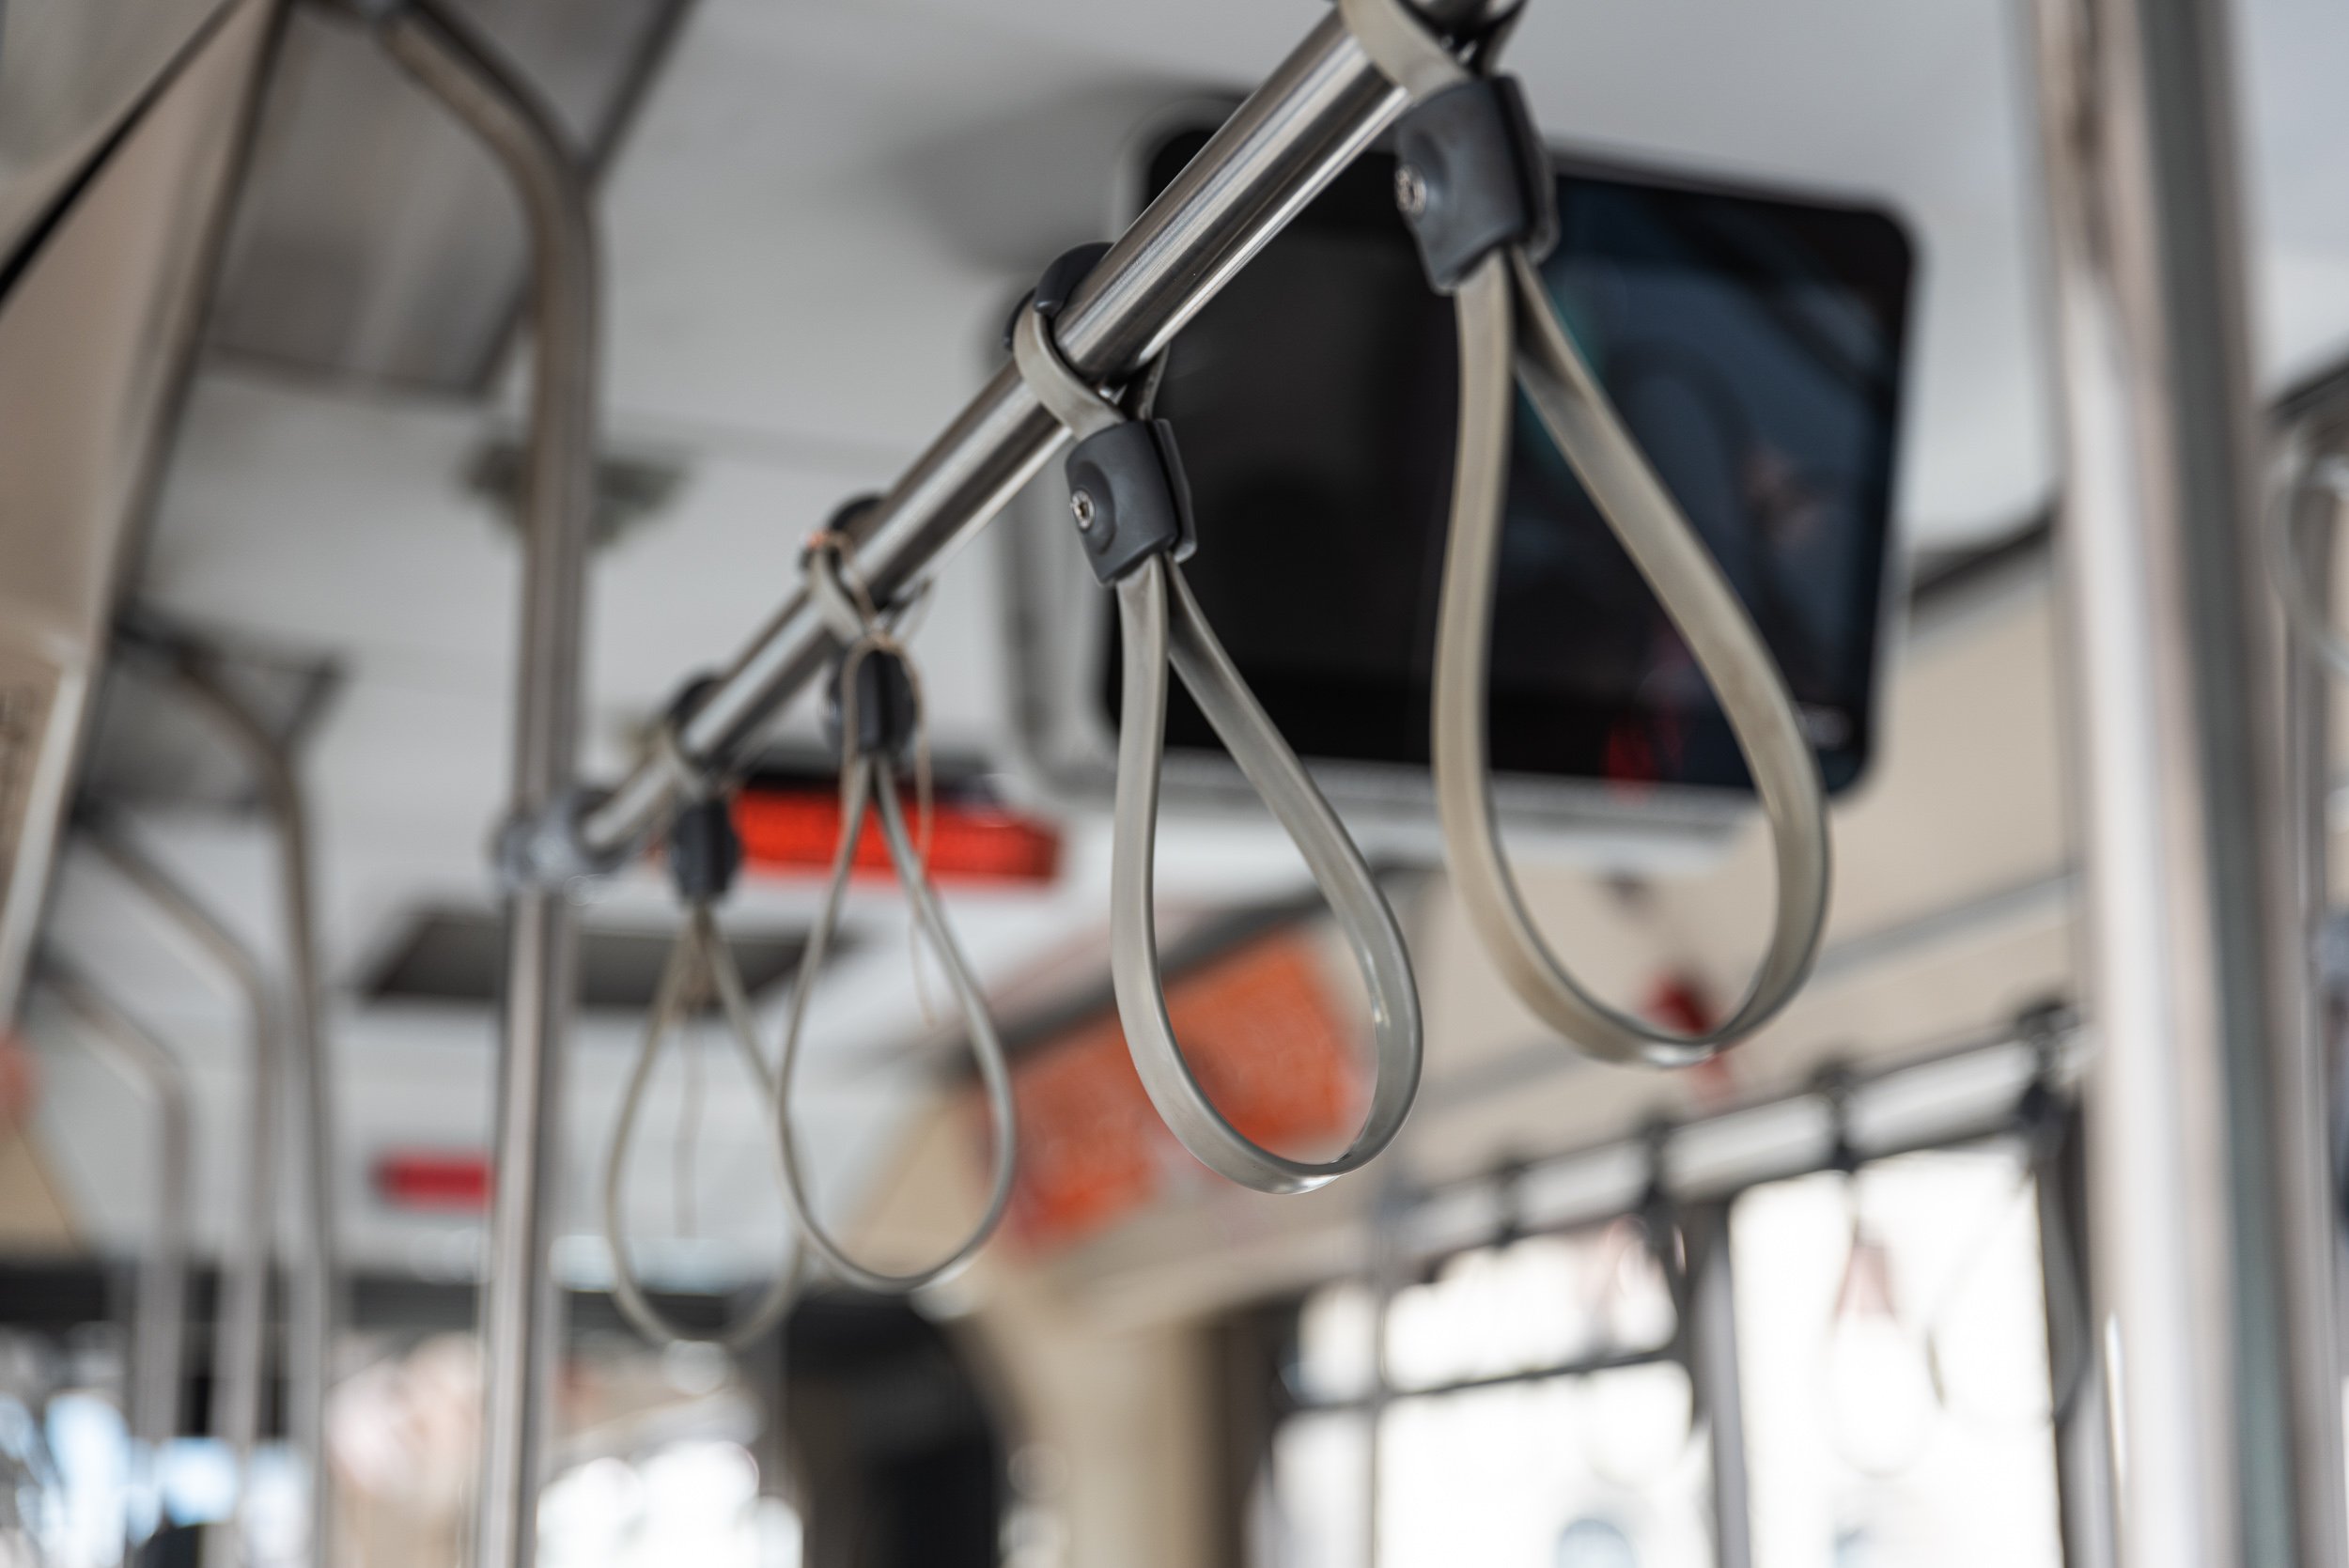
[1393,163,1429,219]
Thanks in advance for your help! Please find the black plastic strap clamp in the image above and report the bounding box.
[1066,420,1196,586]
[1816,1063,1863,1176]
[823,644,920,764]
[1007,244,1199,587]
[2012,999,2075,1168]
[665,798,740,904]
[1392,74,1557,292]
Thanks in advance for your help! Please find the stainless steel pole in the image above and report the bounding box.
[170,658,339,1567]
[2025,0,2346,1558]
[572,0,1513,862]
[1361,1173,1410,1568]
[2037,1108,2117,1568]
[1684,1205,1750,1568]
[41,960,193,1560]
[82,824,281,1568]
[369,7,599,1565]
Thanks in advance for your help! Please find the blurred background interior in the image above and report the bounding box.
[0,0,2346,1564]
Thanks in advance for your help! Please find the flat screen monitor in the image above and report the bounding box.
[1119,127,1914,797]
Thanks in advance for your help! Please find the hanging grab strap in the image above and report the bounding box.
[600,728,799,1348]
[770,536,1019,1292]
[1339,0,1831,1068]
[1010,256,1423,1195]
[2266,445,2349,678]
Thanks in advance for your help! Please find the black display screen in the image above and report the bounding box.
[1116,130,1913,795]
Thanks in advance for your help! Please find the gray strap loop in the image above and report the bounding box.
[1338,0,1828,1063]
[1013,241,1425,1194]
[2267,448,2349,678]
[601,904,801,1348]
[802,532,883,646]
[1335,0,1470,98]
[770,557,1018,1293]
[1430,248,1831,1067]
[1110,557,1423,1193]
[1012,303,1126,442]
[774,755,1019,1292]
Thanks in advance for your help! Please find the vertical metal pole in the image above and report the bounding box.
[42,961,193,1560]
[82,825,282,1568]
[1683,1204,1750,1568]
[370,7,599,1565]
[2037,1110,2116,1568]
[2024,0,2347,1557]
[1361,1176,1409,1568]
[170,658,338,1567]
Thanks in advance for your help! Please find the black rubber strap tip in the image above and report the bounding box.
[1001,241,1114,350]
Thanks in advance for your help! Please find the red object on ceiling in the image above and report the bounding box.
[374,1150,491,1212]
[731,786,1062,885]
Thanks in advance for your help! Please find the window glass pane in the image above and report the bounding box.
[1295,1284,1379,1405]
[1254,1410,1370,1568]
[1732,1146,2062,1568]
[1267,1220,1704,1568]
[1383,1226,1674,1393]
[1376,1370,1710,1568]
